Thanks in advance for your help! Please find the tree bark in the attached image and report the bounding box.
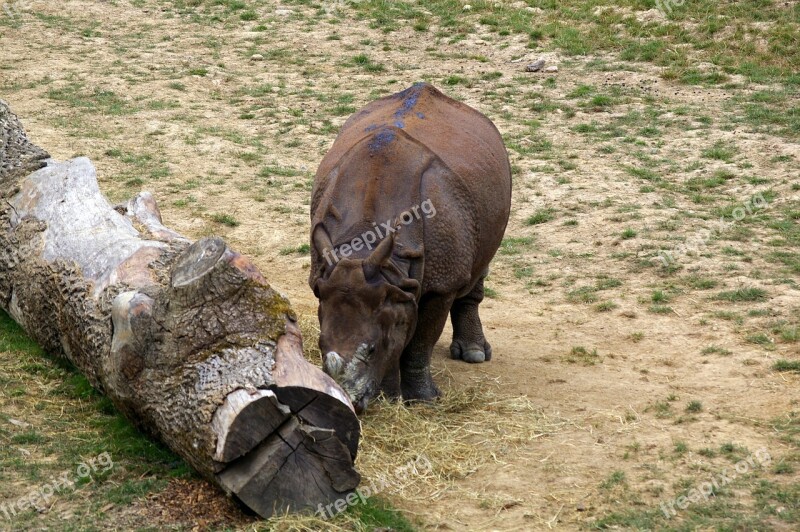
[0,100,360,518]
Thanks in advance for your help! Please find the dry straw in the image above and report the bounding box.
[280,313,568,529]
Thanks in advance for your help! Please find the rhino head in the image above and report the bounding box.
[311,227,420,413]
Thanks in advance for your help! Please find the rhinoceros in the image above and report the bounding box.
[309,82,511,413]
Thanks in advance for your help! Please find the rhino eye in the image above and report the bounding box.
[368,344,376,355]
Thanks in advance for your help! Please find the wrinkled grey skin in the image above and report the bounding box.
[309,83,511,413]
[313,236,420,413]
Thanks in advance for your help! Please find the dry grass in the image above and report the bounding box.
[257,379,565,530]
[295,311,567,523]
[357,377,563,500]
[3,0,800,528]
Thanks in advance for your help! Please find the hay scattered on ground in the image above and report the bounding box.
[296,312,324,366]
[291,311,568,528]
[358,376,563,502]
[259,378,567,530]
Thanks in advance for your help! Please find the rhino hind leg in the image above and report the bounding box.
[449,273,492,364]
[399,294,454,402]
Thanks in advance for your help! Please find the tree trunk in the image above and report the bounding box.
[0,100,360,518]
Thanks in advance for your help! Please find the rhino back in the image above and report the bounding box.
[317,83,509,196]
[311,83,511,295]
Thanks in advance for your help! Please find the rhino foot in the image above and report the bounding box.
[401,367,441,403]
[380,369,402,401]
[450,338,492,363]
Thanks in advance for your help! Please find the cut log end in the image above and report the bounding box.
[217,417,361,518]
[212,388,291,464]
[212,386,361,517]
[170,237,227,288]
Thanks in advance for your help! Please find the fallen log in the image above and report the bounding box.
[0,100,360,518]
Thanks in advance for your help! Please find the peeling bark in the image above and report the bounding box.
[0,100,360,518]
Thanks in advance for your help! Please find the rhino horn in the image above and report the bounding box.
[323,351,344,377]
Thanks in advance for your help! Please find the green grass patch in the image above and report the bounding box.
[564,346,600,366]
[279,243,311,255]
[47,84,136,116]
[774,360,800,373]
[715,287,768,302]
[499,236,535,255]
[350,54,385,72]
[343,496,416,531]
[702,345,732,356]
[210,213,240,227]
[526,208,555,225]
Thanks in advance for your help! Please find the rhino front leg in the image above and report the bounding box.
[400,293,455,402]
[379,357,401,401]
[449,272,492,363]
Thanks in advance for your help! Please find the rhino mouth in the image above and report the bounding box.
[352,395,370,415]
[322,348,377,414]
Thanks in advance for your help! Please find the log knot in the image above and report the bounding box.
[109,291,156,394]
[0,100,49,184]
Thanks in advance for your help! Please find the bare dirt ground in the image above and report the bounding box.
[1,0,799,530]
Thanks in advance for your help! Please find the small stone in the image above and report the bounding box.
[544,65,559,73]
[250,54,264,61]
[525,59,546,72]
[463,4,472,10]
[577,502,586,512]
[274,8,294,16]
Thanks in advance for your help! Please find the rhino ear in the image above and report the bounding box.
[366,233,394,267]
[398,277,421,301]
[310,225,334,292]
[385,278,420,304]
[363,233,394,281]
[312,277,324,298]
[312,224,334,257]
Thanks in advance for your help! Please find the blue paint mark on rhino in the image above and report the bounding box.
[394,82,426,121]
[368,128,396,153]
[363,84,429,152]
